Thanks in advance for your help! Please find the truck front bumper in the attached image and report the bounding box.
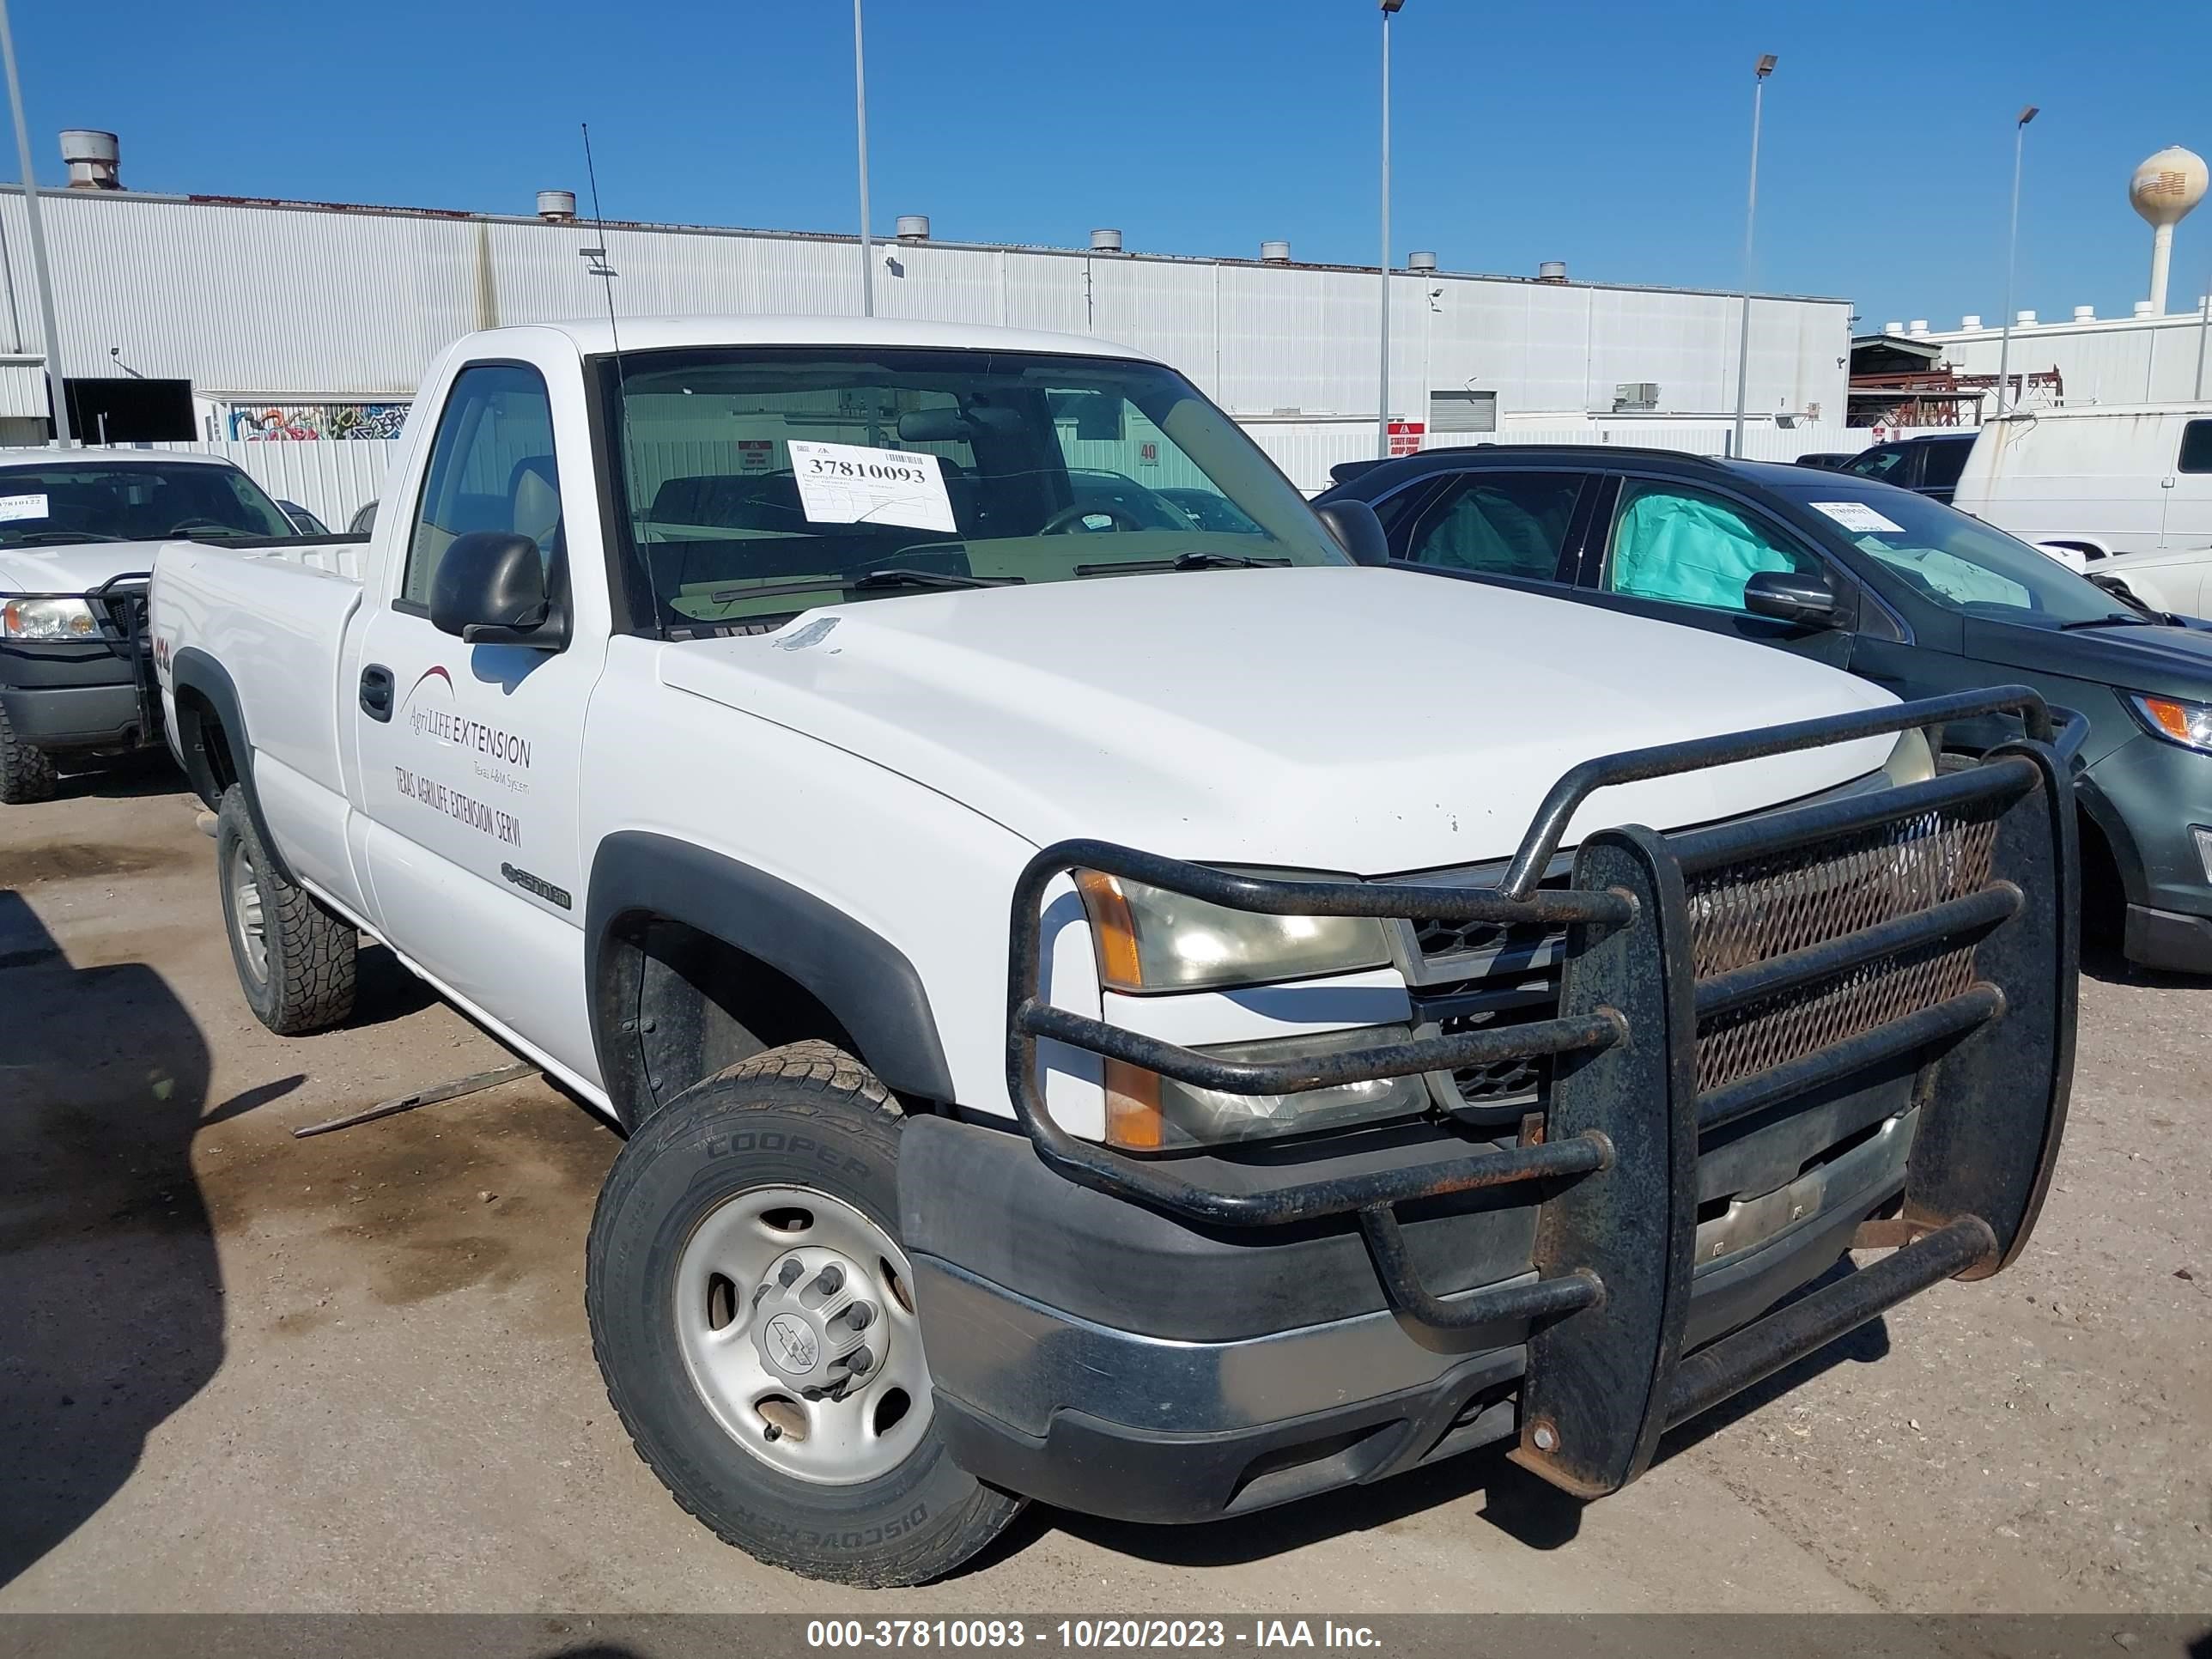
[959,688,2080,1515]
[0,577,158,753]
[902,1093,1916,1523]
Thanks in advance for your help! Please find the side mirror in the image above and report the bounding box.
[1743,568,1839,628]
[1314,499,1391,567]
[429,531,563,648]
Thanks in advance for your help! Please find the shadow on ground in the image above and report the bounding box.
[0,888,222,1589]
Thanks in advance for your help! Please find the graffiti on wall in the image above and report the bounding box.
[228,403,410,441]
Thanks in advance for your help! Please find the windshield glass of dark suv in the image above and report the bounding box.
[598,346,1346,634]
[0,462,296,545]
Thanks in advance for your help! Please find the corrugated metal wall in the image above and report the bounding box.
[0,188,1851,428]
[1926,310,2212,407]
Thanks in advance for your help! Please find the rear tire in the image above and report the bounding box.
[586,1041,1023,1586]
[0,702,57,805]
[215,783,356,1034]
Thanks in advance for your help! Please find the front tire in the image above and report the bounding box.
[586,1041,1023,1586]
[215,784,356,1034]
[0,701,58,804]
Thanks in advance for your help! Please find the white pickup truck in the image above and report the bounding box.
[152,316,2081,1587]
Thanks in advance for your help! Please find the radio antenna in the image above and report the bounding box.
[580,122,653,616]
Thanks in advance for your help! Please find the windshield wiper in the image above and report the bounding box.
[3,529,128,544]
[847,567,1023,592]
[1074,550,1291,576]
[2058,613,2155,630]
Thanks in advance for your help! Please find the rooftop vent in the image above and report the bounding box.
[2133,299,2156,317]
[2016,310,2037,325]
[536,190,577,223]
[2073,304,2096,322]
[1538,260,1568,283]
[1260,240,1291,263]
[59,129,118,190]
[1408,251,1438,271]
[1961,315,1983,329]
[1090,228,1123,252]
[1883,320,1904,335]
[1909,319,1930,337]
[895,215,931,241]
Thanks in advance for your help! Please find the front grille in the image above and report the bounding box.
[1687,803,2002,1093]
[1410,915,1558,964]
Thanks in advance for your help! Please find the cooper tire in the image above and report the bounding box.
[215,783,356,1034]
[586,1041,1023,1587]
[0,701,58,805]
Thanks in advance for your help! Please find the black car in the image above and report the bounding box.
[1316,445,2212,973]
[1837,431,1978,505]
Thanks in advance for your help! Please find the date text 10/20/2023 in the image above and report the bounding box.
[805,1620,1383,1650]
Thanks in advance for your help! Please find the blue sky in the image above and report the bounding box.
[8,0,2211,329]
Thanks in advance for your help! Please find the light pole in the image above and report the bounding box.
[854,0,875,318]
[1377,0,1404,460]
[1995,105,2038,415]
[1729,53,1776,459]
[0,0,67,443]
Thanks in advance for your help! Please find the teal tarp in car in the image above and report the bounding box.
[1610,491,1796,609]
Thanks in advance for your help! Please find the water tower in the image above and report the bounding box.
[2129,145,2208,314]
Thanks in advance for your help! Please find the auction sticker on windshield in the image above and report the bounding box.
[1808,501,1906,536]
[0,492,50,523]
[787,440,956,533]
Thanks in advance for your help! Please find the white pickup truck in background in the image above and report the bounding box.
[151,316,2081,1587]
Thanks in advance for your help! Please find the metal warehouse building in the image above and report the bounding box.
[0,137,1856,496]
[1899,305,2212,411]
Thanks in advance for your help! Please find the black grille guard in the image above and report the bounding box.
[1006,685,2082,1497]
[9,571,159,743]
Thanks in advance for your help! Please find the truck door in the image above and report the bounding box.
[349,351,604,1087]
[2164,416,2212,550]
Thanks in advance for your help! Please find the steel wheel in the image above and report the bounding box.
[672,1182,932,1486]
[227,840,269,984]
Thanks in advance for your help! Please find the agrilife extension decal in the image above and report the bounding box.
[392,665,531,848]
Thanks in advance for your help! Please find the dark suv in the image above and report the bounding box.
[1838,432,1978,504]
[1317,445,2212,973]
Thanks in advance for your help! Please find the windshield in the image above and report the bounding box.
[0,462,295,545]
[1778,482,2131,627]
[598,347,1345,634]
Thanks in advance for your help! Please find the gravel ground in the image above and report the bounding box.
[1,763,2207,1615]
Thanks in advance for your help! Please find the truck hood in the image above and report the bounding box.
[0,541,157,594]
[659,565,1899,872]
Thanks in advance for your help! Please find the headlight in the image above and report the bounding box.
[1073,870,1393,994]
[0,596,98,641]
[2129,693,2212,754]
[1882,726,1938,787]
[1105,1024,1429,1150]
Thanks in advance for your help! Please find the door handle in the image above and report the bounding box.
[360,663,394,721]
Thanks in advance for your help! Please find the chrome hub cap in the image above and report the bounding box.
[673,1184,930,1485]
[228,845,268,982]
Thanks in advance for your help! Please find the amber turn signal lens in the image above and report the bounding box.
[1103,1059,1164,1150]
[1073,868,1144,992]
[2138,696,2195,743]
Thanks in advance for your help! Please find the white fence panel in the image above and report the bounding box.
[38,416,1880,531]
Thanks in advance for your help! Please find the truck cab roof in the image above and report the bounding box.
[463,313,1163,363]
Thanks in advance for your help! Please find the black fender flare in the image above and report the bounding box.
[168,646,295,884]
[2072,769,2148,907]
[585,831,957,1124]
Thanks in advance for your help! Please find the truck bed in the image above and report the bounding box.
[152,537,373,902]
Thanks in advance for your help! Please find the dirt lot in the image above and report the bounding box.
[2,763,2208,1615]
